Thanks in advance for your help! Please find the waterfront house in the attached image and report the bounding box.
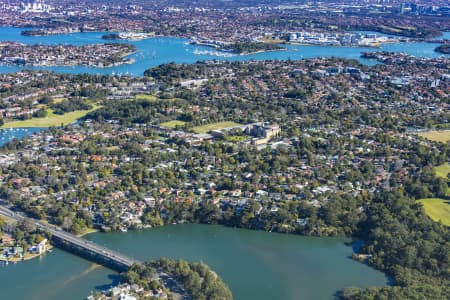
[28,239,47,254]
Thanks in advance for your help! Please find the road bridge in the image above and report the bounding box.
[0,205,190,299]
[0,205,140,272]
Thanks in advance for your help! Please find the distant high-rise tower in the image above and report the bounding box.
[400,3,407,14]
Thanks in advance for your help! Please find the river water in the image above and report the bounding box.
[0,224,388,300]
[0,27,448,76]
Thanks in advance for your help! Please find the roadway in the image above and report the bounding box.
[0,205,140,268]
[0,205,190,299]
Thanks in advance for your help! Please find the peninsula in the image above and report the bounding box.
[102,32,155,41]
[288,31,401,47]
[435,44,450,54]
[0,42,136,68]
[189,39,285,54]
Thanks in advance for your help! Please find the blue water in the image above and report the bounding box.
[0,27,448,76]
[0,127,44,147]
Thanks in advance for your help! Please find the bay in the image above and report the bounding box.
[0,224,388,300]
[0,127,44,147]
[0,27,448,76]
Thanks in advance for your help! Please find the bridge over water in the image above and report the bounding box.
[0,205,190,299]
[0,206,140,272]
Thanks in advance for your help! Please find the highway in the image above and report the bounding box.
[0,205,140,268]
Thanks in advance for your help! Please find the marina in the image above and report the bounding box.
[0,127,44,147]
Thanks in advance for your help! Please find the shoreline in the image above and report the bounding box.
[190,42,286,55]
[0,244,53,263]
[238,48,287,56]
[102,33,157,42]
[0,43,136,68]
[0,222,97,265]
[77,228,100,237]
[0,55,136,69]
[7,25,433,42]
[288,40,400,48]
[83,223,392,286]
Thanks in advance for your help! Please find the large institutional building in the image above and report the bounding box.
[21,0,51,13]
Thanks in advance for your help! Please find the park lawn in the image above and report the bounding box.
[191,121,240,134]
[106,146,120,151]
[135,95,184,103]
[52,97,66,103]
[378,25,403,33]
[135,94,158,101]
[418,130,450,143]
[224,135,247,143]
[36,97,68,109]
[417,198,450,226]
[160,120,187,128]
[433,163,450,196]
[2,105,100,128]
[434,163,450,179]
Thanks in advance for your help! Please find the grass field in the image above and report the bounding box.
[417,198,450,226]
[2,105,100,128]
[434,163,450,179]
[434,163,450,196]
[418,130,450,143]
[135,94,158,101]
[191,121,240,134]
[378,25,403,33]
[135,95,184,103]
[52,97,66,103]
[160,120,187,128]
